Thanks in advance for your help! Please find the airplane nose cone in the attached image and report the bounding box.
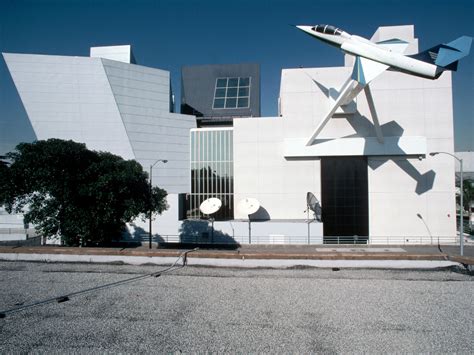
[295,25,314,34]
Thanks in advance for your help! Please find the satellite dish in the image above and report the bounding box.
[237,198,260,216]
[199,198,222,215]
[238,198,261,244]
[306,192,318,211]
[306,192,322,222]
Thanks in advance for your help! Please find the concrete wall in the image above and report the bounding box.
[0,206,27,241]
[90,45,135,64]
[0,206,25,229]
[455,151,474,181]
[234,117,321,221]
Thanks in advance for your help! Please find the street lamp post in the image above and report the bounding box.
[430,152,463,256]
[149,159,168,249]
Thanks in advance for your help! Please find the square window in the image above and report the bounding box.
[216,78,227,88]
[238,87,249,96]
[228,78,239,87]
[213,77,252,110]
[225,98,237,108]
[237,97,249,108]
[215,88,226,98]
[226,87,238,97]
[239,77,250,86]
[214,98,225,108]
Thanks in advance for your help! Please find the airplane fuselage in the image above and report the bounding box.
[297,26,440,79]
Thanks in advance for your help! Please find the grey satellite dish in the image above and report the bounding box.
[305,192,322,245]
[237,198,260,216]
[199,197,222,215]
[306,192,322,222]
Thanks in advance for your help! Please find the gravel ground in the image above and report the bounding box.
[0,261,472,353]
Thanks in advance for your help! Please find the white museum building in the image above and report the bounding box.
[2,25,459,244]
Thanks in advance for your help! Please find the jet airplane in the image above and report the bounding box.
[295,24,472,146]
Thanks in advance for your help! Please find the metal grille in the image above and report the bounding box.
[188,128,234,220]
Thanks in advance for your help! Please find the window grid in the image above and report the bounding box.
[213,77,251,110]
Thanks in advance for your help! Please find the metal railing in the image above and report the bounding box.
[0,228,37,236]
[0,228,28,235]
[6,231,462,247]
[148,234,462,246]
[368,236,459,245]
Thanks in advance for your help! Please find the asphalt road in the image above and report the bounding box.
[0,261,472,353]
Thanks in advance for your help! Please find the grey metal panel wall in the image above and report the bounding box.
[181,63,260,118]
[102,59,196,193]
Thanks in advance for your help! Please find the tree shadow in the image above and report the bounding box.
[118,224,165,248]
[164,219,240,249]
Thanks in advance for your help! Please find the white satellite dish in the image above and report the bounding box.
[237,198,260,216]
[199,197,222,215]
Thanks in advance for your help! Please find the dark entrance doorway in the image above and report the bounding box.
[321,156,369,243]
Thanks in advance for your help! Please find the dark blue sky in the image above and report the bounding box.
[1,0,473,152]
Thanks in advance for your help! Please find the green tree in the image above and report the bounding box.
[456,179,474,213]
[0,139,167,246]
[462,179,474,212]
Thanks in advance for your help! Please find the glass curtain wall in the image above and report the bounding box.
[188,128,234,220]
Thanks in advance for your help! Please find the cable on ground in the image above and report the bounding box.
[0,248,199,318]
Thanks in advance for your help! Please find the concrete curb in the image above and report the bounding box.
[0,246,456,260]
[0,252,462,269]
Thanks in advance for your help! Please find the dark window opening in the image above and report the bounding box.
[321,156,369,243]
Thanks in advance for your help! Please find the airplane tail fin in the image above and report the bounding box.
[409,36,472,71]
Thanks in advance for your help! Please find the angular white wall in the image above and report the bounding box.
[3,53,136,160]
[3,52,196,194]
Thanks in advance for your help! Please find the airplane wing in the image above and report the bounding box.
[375,38,410,54]
[351,56,389,86]
[306,55,388,146]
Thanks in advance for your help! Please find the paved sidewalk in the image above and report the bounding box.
[0,244,472,269]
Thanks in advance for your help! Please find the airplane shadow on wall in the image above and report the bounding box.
[309,76,436,195]
[346,116,435,195]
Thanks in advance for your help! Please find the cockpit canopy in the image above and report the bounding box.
[312,24,343,36]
